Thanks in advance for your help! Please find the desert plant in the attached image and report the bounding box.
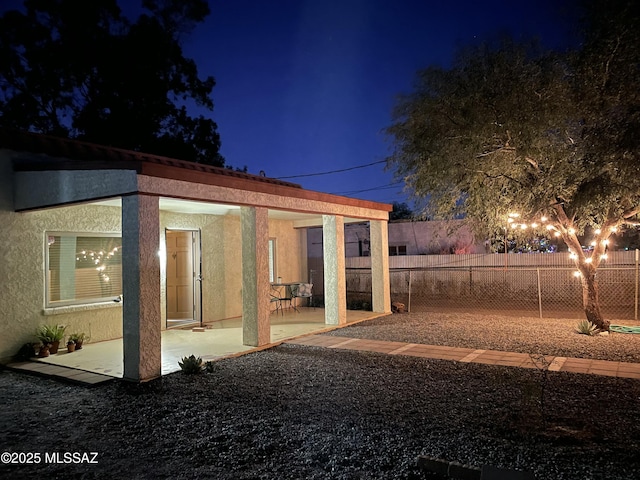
[576,320,598,336]
[68,332,87,344]
[36,324,66,345]
[204,361,216,373]
[178,355,203,374]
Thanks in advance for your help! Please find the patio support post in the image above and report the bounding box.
[322,214,346,325]
[122,194,161,382]
[370,219,391,314]
[241,206,270,346]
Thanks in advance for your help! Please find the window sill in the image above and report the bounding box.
[43,301,122,316]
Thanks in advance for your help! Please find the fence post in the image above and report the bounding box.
[408,269,412,313]
[635,249,639,321]
[537,268,543,319]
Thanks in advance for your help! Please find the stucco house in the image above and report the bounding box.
[306,219,484,305]
[0,129,392,382]
[307,219,485,261]
[307,219,484,259]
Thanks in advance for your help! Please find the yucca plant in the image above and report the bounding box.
[178,355,204,374]
[576,320,598,336]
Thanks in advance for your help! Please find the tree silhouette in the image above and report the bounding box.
[0,0,224,166]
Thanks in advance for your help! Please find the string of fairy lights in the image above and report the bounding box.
[506,212,619,278]
[75,246,122,283]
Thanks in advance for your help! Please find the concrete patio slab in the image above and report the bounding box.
[10,308,385,382]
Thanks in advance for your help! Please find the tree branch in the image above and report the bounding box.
[524,157,539,171]
[478,171,524,187]
[475,146,515,158]
[623,206,640,219]
[602,35,621,89]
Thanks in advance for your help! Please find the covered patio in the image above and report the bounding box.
[4,130,392,382]
[34,308,385,377]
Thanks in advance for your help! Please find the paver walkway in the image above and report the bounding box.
[5,361,115,386]
[9,333,640,384]
[285,334,640,379]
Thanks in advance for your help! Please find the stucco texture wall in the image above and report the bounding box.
[1,151,308,360]
[160,214,304,323]
[160,212,243,323]
[0,159,123,359]
[270,219,306,284]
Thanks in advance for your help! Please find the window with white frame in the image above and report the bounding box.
[268,238,277,283]
[46,233,123,307]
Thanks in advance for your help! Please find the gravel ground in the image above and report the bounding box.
[327,312,640,363]
[1,312,639,480]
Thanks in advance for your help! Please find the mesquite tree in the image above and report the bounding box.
[386,1,639,330]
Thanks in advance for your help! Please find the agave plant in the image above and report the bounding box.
[178,355,204,374]
[576,320,598,336]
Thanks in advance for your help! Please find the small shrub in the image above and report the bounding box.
[178,355,203,374]
[68,332,87,344]
[204,361,216,373]
[576,320,598,336]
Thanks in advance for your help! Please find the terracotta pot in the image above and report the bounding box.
[75,340,83,350]
[38,345,50,358]
[49,340,60,354]
[67,342,76,353]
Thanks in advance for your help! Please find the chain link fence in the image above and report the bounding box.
[343,250,640,320]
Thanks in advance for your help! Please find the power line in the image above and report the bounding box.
[332,181,404,195]
[275,159,387,179]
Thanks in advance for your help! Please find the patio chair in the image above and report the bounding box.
[270,284,292,315]
[270,292,283,315]
[290,283,313,312]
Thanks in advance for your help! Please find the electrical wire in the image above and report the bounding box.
[331,181,404,195]
[275,159,387,179]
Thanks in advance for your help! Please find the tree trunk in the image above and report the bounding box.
[581,271,610,331]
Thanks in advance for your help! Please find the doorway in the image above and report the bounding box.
[165,229,202,328]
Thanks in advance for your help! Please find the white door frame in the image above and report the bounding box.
[165,228,202,328]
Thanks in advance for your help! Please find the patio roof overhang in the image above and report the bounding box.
[3,129,391,225]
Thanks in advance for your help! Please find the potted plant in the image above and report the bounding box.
[38,341,51,358]
[35,324,66,354]
[68,333,87,350]
[66,339,76,353]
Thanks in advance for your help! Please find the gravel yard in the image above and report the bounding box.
[327,312,640,363]
[1,312,639,479]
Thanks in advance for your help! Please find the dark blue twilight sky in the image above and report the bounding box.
[179,0,576,205]
[2,0,577,206]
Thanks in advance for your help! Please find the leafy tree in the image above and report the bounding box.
[0,0,224,166]
[386,1,640,330]
[389,201,414,221]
